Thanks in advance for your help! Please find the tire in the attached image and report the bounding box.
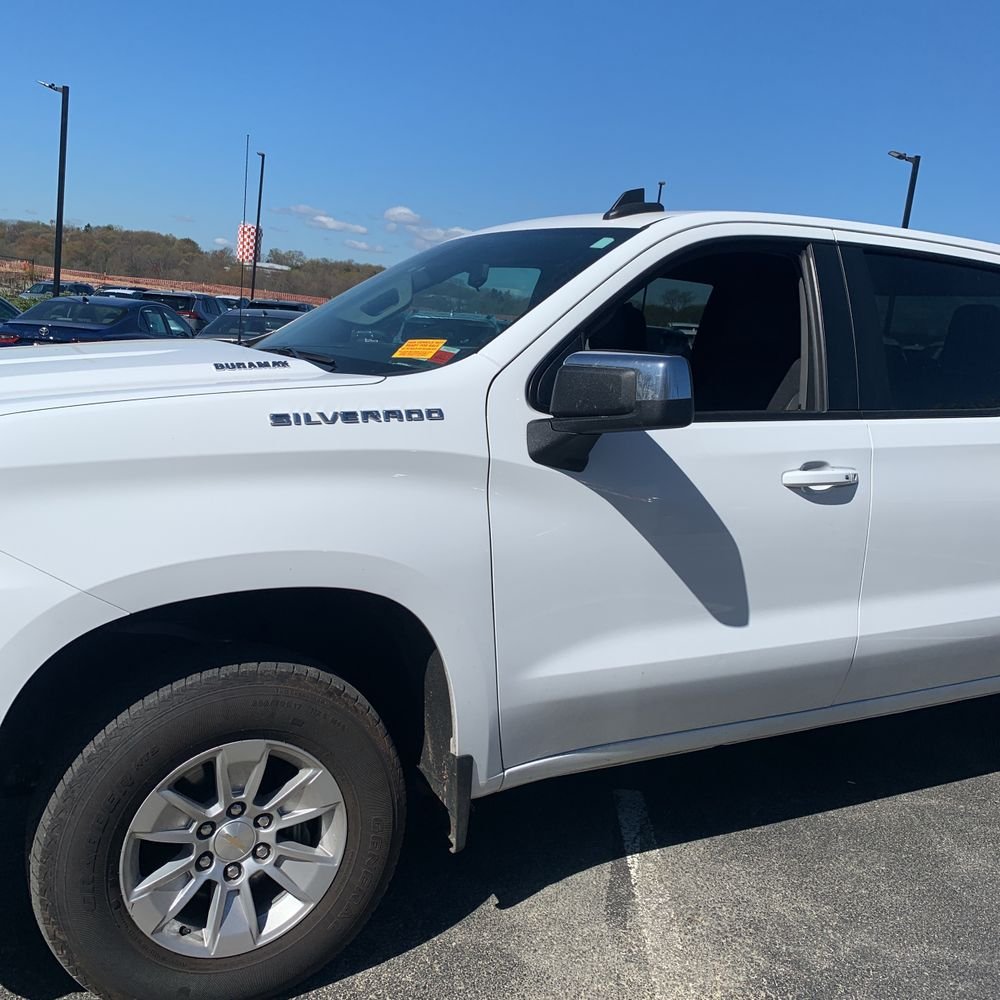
[29,660,405,1000]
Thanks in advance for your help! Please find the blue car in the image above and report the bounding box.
[0,296,20,322]
[0,295,193,346]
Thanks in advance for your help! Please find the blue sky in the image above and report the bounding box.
[3,0,999,266]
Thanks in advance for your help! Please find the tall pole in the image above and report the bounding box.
[53,85,69,296]
[249,152,265,300]
[901,154,920,229]
[39,82,70,296]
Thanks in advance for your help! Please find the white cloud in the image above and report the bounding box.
[213,237,232,247]
[309,214,367,234]
[345,239,387,254]
[412,225,472,244]
[384,205,421,225]
[383,203,474,248]
[271,204,325,217]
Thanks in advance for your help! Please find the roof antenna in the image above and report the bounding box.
[656,180,666,206]
[602,187,666,221]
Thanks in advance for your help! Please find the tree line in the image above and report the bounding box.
[0,220,383,298]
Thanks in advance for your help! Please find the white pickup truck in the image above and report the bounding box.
[5,190,1000,999]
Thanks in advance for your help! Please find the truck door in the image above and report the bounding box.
[486,226,872,771]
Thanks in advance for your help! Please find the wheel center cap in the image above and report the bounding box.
[213,820,255,862]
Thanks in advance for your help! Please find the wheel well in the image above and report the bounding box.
[1,588,461,839]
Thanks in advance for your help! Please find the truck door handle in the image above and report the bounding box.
[782,467,859,489]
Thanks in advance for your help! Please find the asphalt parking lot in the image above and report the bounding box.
[3,695,1000,1000]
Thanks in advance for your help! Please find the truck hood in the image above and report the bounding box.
[0,338,382,416]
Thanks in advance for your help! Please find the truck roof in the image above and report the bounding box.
[477,210,1000,260]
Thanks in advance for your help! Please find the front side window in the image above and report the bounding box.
[847,248,1000,411]
[163,312,190,337]
[535,243,810,415]
[254,228,639,375]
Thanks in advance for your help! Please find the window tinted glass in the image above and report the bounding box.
[163,312,190,336]
[860,250,1000,410]
[21,300,127,325]
[144,293,195,310]
[536,246,806,414]
[141,309,168,335]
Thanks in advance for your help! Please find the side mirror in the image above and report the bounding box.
[528,351,693,471]
[550,351,693,433]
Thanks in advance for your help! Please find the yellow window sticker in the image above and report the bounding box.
[392,339,448,360]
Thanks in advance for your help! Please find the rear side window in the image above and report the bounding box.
[145,294,194,311]
[140,308,168,335]
[846,248,1000,411]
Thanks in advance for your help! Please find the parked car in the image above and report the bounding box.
[217,294,250,310]
[21,280,96,299]
[197,307,301,344]
[0,297,20,322]
[138,290,223,333]
[11,190,1000,1000]
[396,309,500,347]
[95,285,149,298]
[0,295,193,345]
[247,297,315,312]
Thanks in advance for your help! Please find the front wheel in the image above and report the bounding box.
[30,660,405,1000]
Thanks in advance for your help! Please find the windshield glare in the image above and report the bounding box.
[254,228,635,374]
[22,300,127,325]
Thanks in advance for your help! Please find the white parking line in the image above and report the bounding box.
[613,788,667,1000]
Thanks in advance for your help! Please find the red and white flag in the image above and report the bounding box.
[236,223,262,263]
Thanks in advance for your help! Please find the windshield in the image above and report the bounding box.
[198,313,295,337]
[21,300,127,325]
[254,228,636,374]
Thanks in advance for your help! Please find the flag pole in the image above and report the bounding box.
[249,152,265,300]
[237,134,249,342]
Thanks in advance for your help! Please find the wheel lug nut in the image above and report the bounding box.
[254,813,272,830]
[253,843,270,861]
[197,822,215,838]
[223,863,242,881]
[196,852,213,871]
[227,802,246,818]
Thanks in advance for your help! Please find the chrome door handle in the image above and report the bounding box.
[782,467,859,489]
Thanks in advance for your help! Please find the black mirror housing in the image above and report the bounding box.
[528,352,694,472]
[549,351,693,434]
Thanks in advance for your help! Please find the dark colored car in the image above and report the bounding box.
[22,280,96,299]
[216,295,250,310]
[197,308,301,344]
[0,295,193,346]
[397,310,500,348]
[247,298,315,312]
[138,290,223,333]
[0,297,20,322]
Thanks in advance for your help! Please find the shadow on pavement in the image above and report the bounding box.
[3,693,1000,999]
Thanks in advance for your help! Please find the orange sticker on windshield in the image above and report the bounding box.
[392,338,447,360]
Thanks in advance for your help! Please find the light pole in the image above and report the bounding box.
[38,81,69,296]
[249,152,265,300]
[888,150,921,229]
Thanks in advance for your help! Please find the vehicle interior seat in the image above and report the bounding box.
[936,303,1000,408]
[688,254,801,412]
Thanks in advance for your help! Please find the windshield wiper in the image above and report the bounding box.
[256,345,337,371]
